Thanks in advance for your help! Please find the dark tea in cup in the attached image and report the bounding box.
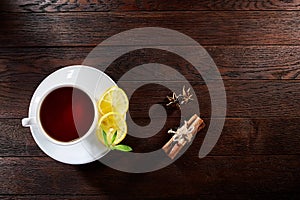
[39,87,95,143]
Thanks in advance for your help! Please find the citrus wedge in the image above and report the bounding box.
[97,112,127,145]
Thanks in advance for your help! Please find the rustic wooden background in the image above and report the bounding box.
[1,0,300,199]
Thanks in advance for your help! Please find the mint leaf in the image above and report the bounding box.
[112,144,132,152]
[102,130,109,147]
[111,131,117,145]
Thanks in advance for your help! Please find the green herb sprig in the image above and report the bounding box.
[102,130,132,152]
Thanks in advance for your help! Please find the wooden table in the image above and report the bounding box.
[1,0,300,199]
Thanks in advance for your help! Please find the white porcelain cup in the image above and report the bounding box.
[22,84,99,146]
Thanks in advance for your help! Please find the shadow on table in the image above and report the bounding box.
[76,150,177,197]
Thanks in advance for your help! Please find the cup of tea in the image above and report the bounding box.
[22,85,99,146]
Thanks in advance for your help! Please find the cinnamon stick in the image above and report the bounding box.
[162,114,205,159]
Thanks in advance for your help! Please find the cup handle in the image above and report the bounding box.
[22,118,36,127]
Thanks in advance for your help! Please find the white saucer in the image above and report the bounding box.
[26,65,116,164]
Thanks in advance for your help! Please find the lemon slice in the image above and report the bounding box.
[97,112,127,145]
[98,86,129,116]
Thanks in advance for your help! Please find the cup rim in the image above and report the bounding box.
[36,84,99,146]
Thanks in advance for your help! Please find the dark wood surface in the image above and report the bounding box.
[1,0,299,199]
[1,12,300,46]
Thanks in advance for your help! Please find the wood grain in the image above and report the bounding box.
[1,0,300,12]
[0,119,45,157]
[1,194,300,200]
[1,156,299,195]
[0,12,299,47]
[133,0,300,11]
[120,81,300,118]
[0,47,299,119]
[1,0,299,198]
[2,79,298,118]
[1,118,300,157]
[1,46,300,80]
[1,0,137,12]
